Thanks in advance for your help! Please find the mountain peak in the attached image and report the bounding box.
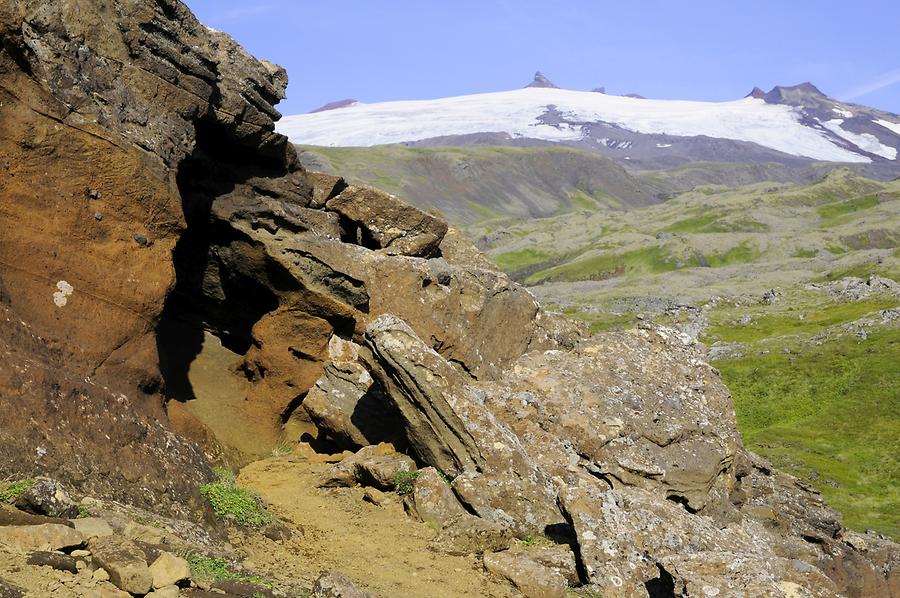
[526,71,558,89]
[748,82,827,104]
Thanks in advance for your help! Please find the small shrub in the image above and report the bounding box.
[77,504,93,519]
[186,554,271,588]
[271,443,294,458]
[200,472,273,529]
[394,470,419,495]
[211,467,236,484]
[0,479,34,504]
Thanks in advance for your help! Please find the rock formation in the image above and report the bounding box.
[0,1,897,597]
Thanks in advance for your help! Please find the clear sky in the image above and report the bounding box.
[184,0,900,116]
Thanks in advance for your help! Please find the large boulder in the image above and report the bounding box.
[361,315,563,536]
[483,551,568,598]
[14,477,78,519]
[0,524,84,552]
[325,185,448,256]
[89,535,153,595]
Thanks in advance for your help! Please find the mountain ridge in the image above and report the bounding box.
[280,78,900,176]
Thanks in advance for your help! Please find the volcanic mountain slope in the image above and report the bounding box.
[281,76,900,177]
[1,1,899,597]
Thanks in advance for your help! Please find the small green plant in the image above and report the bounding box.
[200,471,273,529]
[436,469,453,485]
[186,554,272,588]
[394,469,419,495]
[76,504,93,519]
[211,467,236,484]
[0,479,34,504]
[271,442,294,458]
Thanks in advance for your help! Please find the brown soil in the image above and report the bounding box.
[237,446,517,598]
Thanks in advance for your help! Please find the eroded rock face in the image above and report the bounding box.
[0,0,293,514]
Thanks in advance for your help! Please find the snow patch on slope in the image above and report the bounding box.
[875,119,900,136]
[822,119,897,160]
[279,88,872,163]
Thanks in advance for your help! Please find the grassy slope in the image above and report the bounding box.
[716,328,899,538]
[297,144,657,224]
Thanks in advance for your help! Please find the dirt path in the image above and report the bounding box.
[238,446,516,598]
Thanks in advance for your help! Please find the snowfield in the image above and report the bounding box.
[821,119,898,160]
[279,87,878,163]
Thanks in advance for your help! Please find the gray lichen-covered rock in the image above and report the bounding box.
[362,315,563,536]
[429,514,514,556]
[404,467,467,527]
[319,443,415,490]
[311,571,372,598]
[14,478,79,519]
[483,550,568,598]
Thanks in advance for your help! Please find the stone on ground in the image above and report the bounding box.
[88,535,153,595]
[0,524,84,552]
[149,552,191,589]
[483,550,568,598]
[311,570,372,597]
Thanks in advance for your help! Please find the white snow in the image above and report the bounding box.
[875,119,900,136]
[656,143,673,148]
[279,87,873,163]
[832,106,854,118]
[821,119,897,160]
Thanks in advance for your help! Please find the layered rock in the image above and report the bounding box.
[0,0,294,513]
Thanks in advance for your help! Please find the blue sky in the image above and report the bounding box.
[184,0,900,115]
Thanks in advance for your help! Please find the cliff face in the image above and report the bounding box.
[0,1,897,596]
[0,0,293,515]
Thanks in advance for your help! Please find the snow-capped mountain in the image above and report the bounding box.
[279,78,900,169]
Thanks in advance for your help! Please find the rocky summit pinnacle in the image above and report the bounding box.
[525,71,558,88]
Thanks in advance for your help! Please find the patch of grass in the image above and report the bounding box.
[556,306,638,334]
[662,211,722,233]
[200,471,273,529]
[706,241,761,268]
[569,190,601,211]
[0,479,34,504]
[77,504,93,519]
[186,554,272,588]
[816,194,879,221]
[493,248,555,273]
[394,470,419,496]
[706,298,899,345]
[714,328,900,539]
[817,262,900,282]
[792,248,818,258]
[526,246,677,284]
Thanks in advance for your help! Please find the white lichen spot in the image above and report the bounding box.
[52,280,74,307]
[610,575,623,587]
[702,586,720,597]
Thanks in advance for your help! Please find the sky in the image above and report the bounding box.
[184,0,900,116]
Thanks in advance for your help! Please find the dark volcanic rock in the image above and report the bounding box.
[525,71,558,89]
[14,478,79,519]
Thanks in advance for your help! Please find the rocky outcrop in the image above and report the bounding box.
[0,0,295,514]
